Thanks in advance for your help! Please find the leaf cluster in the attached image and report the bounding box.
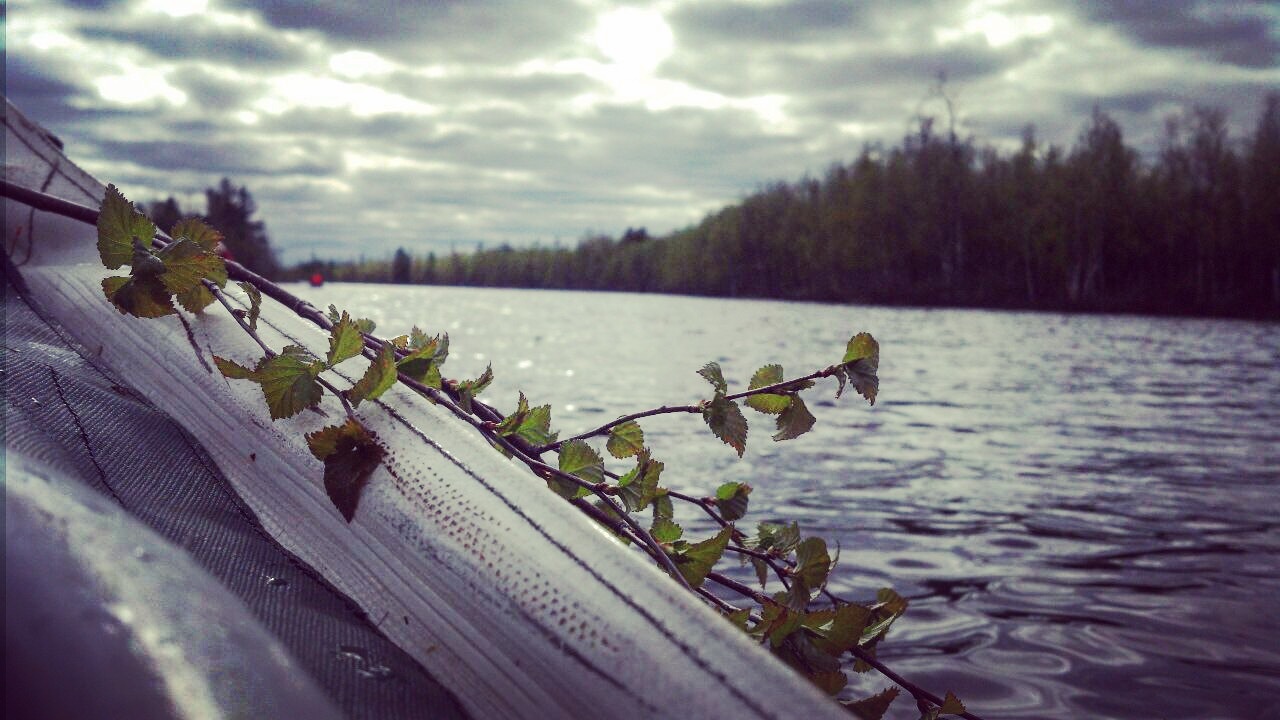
[98,184,228,317]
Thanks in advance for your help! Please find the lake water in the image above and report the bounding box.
[295,283,1280,720]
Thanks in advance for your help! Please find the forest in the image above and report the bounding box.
[269,95,1279,318]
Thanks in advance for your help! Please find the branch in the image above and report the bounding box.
[537,404,699,453]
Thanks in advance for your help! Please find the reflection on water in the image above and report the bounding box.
[297,283,1280,720]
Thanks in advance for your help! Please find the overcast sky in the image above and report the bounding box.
[9,0,1279,263]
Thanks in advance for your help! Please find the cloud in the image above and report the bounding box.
[7,0,1279,264]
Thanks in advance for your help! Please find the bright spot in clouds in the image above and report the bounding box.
[594,7,674,73]
[329,50,396,79]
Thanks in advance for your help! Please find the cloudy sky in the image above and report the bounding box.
[8,0,1279,263]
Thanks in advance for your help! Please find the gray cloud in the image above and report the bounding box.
[1074,0,1279,68]
[7,0,1279,264]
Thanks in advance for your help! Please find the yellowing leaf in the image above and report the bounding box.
[97,184,156,269]
[157,238,226,313]
[170,217,222,252]
[703,394,748,457]
[305,419,384,523]
[606,420,645,459]
[745,364,791,414]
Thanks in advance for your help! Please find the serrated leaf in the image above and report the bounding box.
[102,274,175,318]
[725,608,751,631]
[697,361,728,395]
[397,332,447,383]
[756,521,801,555]
[842,332,879,405]
[326,311,364,367]
[762,600,804,647]
[652,493,674,521]
[773,395,816,441]
[810,670,847,695]
[238,282,261,331]
[939,692,966,716]
[158,238,227,293]
[844,686,900,720]
[674,526,732,588]
[170,217,222,252]
[557,439,603,485]
[254,352,324,419]
[617,450,663,512]
[305,418,384,522]
[97,184,157,269]
[793,536,831,593]
[745,364,791,414]
[213,355,256,380]
[714,481,751,521]
[811,603,871,656]
[702,394,748,457]
[789,632,841,674]
[606,420,645,459]
[326,304,341,324]
[349,342,397,406]
[832,366,848,399]
[455,364,494,413]
[651,516,683,543]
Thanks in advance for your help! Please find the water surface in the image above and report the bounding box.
[296,283,1280,719]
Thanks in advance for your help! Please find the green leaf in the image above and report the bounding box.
[773,395,816,441]
[756,521,801,555]
[725,608,751,631]
[842,332,879,405]
[157,237,227,292]
[751,557,769,588]
[793,536,831,592]
[652,492,674,522]
[861,588,908,644]
[810,670,847,696]
[617,450,663,512]
[674,526,732,588]
[939,692,966,716]
[397,332,447,384]
[170,217,223,252]
[844,686,900,720]
[238,282,261,331]
[255,350,324,419]
[102,275,175,318]
[760,600,804,647]
[651,516,683,543]
[810,603,871,656]
[497,393,558,446]
[213,355,256,380]
[557,439,603,485]
[349,342,398,406]
[605,420,645,459]
[455,364,494,413]
[702,394,748,457]
[305,418,384,523]
[745,364,791,414]
[97,184,156,270]
[157,238,226,313]
[697,361,728,395]
[326,311,365,367]
[714,481,751,522]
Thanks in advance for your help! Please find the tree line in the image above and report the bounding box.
[313,94,1278,318]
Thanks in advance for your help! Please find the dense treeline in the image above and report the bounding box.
[146,178,280,279]
[296,95,1279,318]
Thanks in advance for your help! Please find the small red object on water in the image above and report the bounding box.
[310,272,324,287]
